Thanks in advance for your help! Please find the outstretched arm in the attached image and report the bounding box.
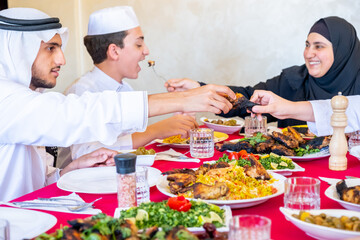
[148,84,235,117]
[61,147,117,176]
[250,90,315,122]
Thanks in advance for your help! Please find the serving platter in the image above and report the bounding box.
[0,207,57,240]
[57,166,161,194]
[280,207,360,240]
[156,172,286,209]
[200,117,244,134]
[324,179,360,211]
[155,131,229,148]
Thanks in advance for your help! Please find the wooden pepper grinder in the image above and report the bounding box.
[329,92,348,171]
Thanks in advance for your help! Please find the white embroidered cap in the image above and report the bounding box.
[87,6,139,36]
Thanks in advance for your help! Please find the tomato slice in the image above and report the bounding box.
[167,196,192,212]
[229,152,239,160]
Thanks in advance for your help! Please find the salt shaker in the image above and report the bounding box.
[329,92,348,171]
[115,153,137,208]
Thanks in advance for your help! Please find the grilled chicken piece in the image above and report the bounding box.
[167,173,196,194]
[162,168,196,176]
[301,136,331,150]
[272,131,299,149]
[255,135,275,154]
[211,162,230,169]
[286,126,306,144]
[195,164,211,175]
[243,155,270,180]
[270,144,295,156]
[225,93,258,112]
[167,173,196,186]
[193,182,229,199]
[336,180,360,204]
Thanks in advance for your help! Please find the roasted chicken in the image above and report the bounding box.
[193,182,229,200]
[243,155,271,180]
[336,180,360,204]
[224,93,258,112]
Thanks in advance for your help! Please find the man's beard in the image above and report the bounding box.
[30,76,55,89]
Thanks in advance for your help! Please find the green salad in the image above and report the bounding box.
[119,200,225,229]
[294,145,320,156]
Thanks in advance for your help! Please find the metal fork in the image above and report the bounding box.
[67,197,102,212]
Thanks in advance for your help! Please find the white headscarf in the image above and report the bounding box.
[0,8,68,87]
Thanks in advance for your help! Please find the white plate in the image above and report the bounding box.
[267,161,305,176]
[0,207,57,240]
[289,149,330,161]
[114,204,232,233]
[156,172,286,209]
[200,117,244,134]
[280,207,360,240]
[325,179,360,211]
[57,166,161,194]
[118,150,156,166]
[155,131,229,148]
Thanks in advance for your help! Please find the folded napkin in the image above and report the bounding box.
[155,148,200,163]
[2,193,101,215]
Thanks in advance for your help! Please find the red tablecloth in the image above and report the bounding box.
[3,132,360,239]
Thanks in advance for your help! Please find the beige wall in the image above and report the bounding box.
[8,0,360,123]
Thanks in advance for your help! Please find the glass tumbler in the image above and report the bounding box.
[348,130,360,151]
[136,166,150,205]
[228,215,271,240]
[284,177,320,210]
[244,116,267,137]
[190,128,214,158]
[0,219,10,240]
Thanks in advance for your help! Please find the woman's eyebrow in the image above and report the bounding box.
[46,42,62,47]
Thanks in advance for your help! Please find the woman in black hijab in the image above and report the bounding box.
[167,16,360,128]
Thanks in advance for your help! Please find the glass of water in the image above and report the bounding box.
[190,128,214,158]
[228,215,271,240]
[244,116,267,138]
[136,166,150,205]
[284,177,320,210]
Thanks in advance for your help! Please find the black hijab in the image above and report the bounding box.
[284,16,360,100]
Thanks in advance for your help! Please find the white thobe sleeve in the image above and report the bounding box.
[0,81,148,146]
[308,96,360,136]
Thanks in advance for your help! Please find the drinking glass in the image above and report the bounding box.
[189,128,214,158]
[244,116,267,137]
[0,219,10,240]
[228,215,271,240]
[348,130,360,151]
[136,166,150,205]
[284,177,320,210]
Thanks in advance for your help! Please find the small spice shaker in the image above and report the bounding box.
[115,153,137,208]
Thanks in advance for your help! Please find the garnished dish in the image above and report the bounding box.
[155,132,229,148]
[280,207,360,240]
[215,127,330,160]
[200,117,244,134]
[116,197,231,232]
[157,157,285,208]
[36,213,228,240]
[214,151,304,176]
[119,147,156,166]
[325,179,360,211]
